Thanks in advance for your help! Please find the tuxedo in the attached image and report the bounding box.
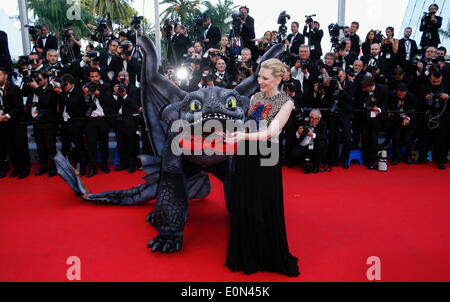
[355,84,389,165]
[37,34,58,57]
[388,91,418,162]
[203,25,221,50]
[335,52,357,70]
[398,38,419,67]
[350,33,360,55]
[110,57,141,86]
[58,86,87,171]
[173,33,191,64]
[0,82,30,176]
[239,15,256,58]
[214,71,233,89]
[286,32,305,58]
[112,84,140,170]
[84,81,115,171]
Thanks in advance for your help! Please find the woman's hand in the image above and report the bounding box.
[224,131,246,144]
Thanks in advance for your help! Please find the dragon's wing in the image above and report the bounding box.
[137,34,188,157]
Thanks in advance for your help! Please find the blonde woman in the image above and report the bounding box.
[224,58,300,277]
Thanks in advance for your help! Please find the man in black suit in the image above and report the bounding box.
[388,83,418,165]
[398,27,419,75]
[99,40,120,83]
[355,76,389,169]
[303,21,323,62]
[417,71,449,169]
[55,74,88,175]
[0,68,30,179]
[111,40,141,86]
[419,4,442,50]
[289,109,328,173]
[335,39,357,70]
[82,69,115,178]
[112,71,140,173]
[173,24,191,64]
[202,15,221,51]
[0,31,12,76]
[237,6,256,58]
[25,70,58,177]
[286,22,305,63]
[349,22,361,55]
[36,25,58,58]
[361,43,387,84]
[214,59,233,89]
[290,45,318,107]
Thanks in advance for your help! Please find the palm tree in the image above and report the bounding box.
[90,0,135,25]
[202,0,238,35]
[160,0,203,40]
[26,0,94,41]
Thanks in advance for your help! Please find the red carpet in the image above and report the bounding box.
[1,163,450,282]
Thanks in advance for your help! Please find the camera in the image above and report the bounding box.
[21,69,40,85]
[428,91,442,110]
[48,78,66,90]
[83,82,100,117]
[284,79,296,93]
[373,30,385,44]
[298,59,309,70]
[61,24,73,42]
[305,14,316,25]
[162,19,178,37]
[277,11,291,41]
[86,50,101,65]
[345,66,355,77]
[328,23,344,39]
[25,24,42,39]
[202,72,216,83]
[84,82,101,94]
[131,15,144,30]
[334,40,347,53]
[119,41,134,57]
[18,56,30,66]
[118,74,127,95]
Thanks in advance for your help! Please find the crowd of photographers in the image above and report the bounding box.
[0,4,449,180]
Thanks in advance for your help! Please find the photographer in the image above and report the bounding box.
[415,46,438,80]
[99,40,120,82]
[202,14,221,51]
[54,74,87,176]
[388,83,418,165]
[25,70,58,177]
[233,48,255,78]
[303,20,323,62]
[0,30,12,76]
[112,71,140,173]
[60,28,81,65]
[74,50,107,84]
[419,3,442,50]
[362,43,387,84]
[355,76,389,169]
[91,21,116,49]
[288,109,328,173]
[0,67,30,179]
[112,40,141,86]
[285,22,305,62]
[417,71,449,169]
[281,65,302,107]
[349,22,361,55]
[36,25,58,58]
[291,45,317,107]
[335,39,357,70]
[325,69,356,168]
[44,49,67,76]
[236,6,256,58]
[386,66,415,92]
[197,67,216,89]
[173,24,191,64]
[82,68,114,178]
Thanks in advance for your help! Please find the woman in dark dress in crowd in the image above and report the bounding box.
[381,26,399,74]
[223,58,300,277]
[362,30,377,57]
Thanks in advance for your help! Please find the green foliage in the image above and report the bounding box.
[202,0,238,36]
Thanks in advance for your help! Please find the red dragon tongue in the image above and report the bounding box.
[179,135,237,154]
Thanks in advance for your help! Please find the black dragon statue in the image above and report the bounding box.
[54,33,284,253]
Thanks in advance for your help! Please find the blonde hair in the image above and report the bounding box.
[260,58,286,78]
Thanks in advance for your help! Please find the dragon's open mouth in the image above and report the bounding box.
[190,113,239,126]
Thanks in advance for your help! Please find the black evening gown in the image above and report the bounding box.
[225,141,300,277]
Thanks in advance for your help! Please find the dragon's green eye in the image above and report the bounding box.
[190,99,202,111]
[226,97,237,109]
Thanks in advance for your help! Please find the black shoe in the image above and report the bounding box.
[391,160,400,166]
[9,170,20,178]
[101,163,110,174]
[312,167,319,174]
[406,158,413,165]
[438,163,446,170]
[18,173,29,179]
[47,170,57,178]
[0,171,6,179]
[343,163,349,169]
[367,164,375,170]
[35,169,48,176]
[114,165,128,172]
[128,167,136,174]
[86,170,97,178]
